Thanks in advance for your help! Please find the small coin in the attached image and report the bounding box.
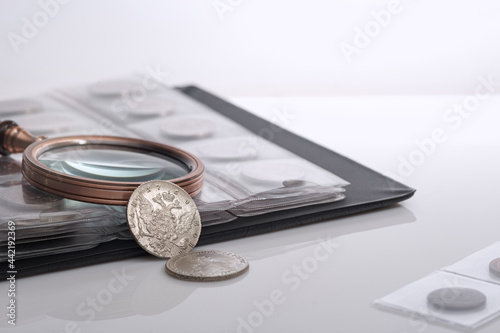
[427,287,486,311]
[127,180,201,258]
[165,250,249,282]
[489,258,500,277]
[160,117,215,139]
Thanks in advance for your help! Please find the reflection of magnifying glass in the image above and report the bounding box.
[0,120,204,205]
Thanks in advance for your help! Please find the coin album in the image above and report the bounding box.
[374,242,500,330]
[0,74,414,277]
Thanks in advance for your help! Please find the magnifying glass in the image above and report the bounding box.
[0,120,204,205]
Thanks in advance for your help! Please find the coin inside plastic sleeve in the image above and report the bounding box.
[197,138,257,161]
[489,258,500,277]
[240,160,306,186]
[165,250,249,282]
[127,180,201,258]
[427,287,486,311]
[88,80,138,97]
[160,117,215,139]
[128,97,175,117]
[0,98,42,115]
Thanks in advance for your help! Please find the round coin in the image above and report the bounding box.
[165,250,249,282]
[489,258,500,277]
[127,180,201,258]
[427,287,486,311]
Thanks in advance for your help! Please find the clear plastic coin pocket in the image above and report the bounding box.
[374,271,500,330]
[443,241,500,285]
[0,76,351,261]
[374,242,500,331]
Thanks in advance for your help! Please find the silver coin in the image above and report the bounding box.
[165,250,249,282]
[427,287,486,311]
[160,117,215,139]
[489,258,500,277]
[127,180,201,258]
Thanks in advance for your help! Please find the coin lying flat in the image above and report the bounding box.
[127,180,201,258]
[489,258,500,277]
[165,250,249,282]
[427,287,486,311]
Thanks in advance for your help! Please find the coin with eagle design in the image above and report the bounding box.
[127,180,201,258]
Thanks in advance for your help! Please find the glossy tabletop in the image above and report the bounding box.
[1,94,499,333]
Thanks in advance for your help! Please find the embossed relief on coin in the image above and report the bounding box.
[127,181,201,258]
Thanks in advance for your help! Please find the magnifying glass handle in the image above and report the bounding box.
[0,120,46,155]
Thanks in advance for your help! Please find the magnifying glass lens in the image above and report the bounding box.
[39,147,189,182]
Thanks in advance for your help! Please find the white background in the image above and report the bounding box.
[1,1,500,332]
[1,0,500,97]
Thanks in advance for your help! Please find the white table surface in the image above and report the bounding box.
[1,94,500,333]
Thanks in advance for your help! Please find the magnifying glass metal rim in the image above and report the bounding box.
[21,135,205,205]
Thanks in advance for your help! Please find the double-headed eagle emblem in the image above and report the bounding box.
[135,190,197,253]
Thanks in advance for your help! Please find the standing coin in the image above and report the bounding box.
[489,258,500,277]
[127,180,201,258]
[165,250,249,282]
[427,287,486,311]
